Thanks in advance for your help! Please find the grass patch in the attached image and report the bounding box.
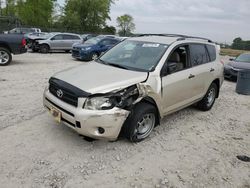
[220,48,250,57]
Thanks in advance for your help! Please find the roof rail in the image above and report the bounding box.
[137,33,214,43]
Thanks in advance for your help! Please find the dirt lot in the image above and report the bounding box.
[0,53,249,188]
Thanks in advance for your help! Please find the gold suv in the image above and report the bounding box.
[43,34,224,142]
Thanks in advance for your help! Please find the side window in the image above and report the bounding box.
[63,35,76,40]
[52,35,63,40]
[161,45,189,76]
[206,45,216,62]
[189,44,209,66]
[110,39,119,45]
[100,39,111,46]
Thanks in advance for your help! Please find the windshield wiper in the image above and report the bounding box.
[96,59,128,70]
[105,62,129,70]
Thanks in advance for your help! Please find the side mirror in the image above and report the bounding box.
[167,62,178,74]
[161,62,178,77]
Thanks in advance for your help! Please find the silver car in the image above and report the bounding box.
[43,34,224,142]
[37,33,82,53]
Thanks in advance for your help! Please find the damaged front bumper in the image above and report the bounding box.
[43,89,130,141]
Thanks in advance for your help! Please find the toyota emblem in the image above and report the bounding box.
[56,89,63,98]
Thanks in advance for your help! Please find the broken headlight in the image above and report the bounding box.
[84,96,114,110]
[84,85,139,110]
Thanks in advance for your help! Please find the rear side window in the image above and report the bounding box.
[189,44,209,66]
[206,45,216,61]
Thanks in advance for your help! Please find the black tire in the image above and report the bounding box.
[65,50,70,53]
[196,83,218,111]
[122,102,157,142]
[32,48,39,53]
[40,44,50,53]
[0,47,12,66]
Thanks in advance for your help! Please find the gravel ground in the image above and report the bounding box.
[0,53,249,188]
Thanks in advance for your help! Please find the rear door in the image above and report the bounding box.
[189,44,215,96]
[63,34,82,49]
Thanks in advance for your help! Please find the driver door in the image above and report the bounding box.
[161,45,200,114]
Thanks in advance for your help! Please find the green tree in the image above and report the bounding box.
[16,0,55,28]
[61,0,114,33]
[116,14,135,36]
[102,25,116,34]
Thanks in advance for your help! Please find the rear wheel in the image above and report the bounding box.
[122,102,156,142]
[40,44,50,53]
[197,83,218,111]
[0,47,12,66]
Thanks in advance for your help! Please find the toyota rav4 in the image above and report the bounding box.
[43,34,224,142]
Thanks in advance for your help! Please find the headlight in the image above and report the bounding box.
[84,96,114,110]
[82,47,91,51]
[84,85,140,110]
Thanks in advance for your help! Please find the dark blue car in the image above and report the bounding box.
[72,37,121,61]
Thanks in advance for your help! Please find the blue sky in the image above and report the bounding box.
[58,0,250,43]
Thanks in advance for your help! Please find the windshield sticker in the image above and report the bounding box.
[142,43,160,48]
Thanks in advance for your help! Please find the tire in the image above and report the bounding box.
[65,50,70,53]
[40,44,50,53]
[122,102,157,142]
[90,52,98,60]
[196,83,218,111]
[0,47,12,66]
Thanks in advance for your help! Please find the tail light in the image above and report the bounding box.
[220,60,224,65]
[21,38,26,47]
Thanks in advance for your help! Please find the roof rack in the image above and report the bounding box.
[137,34,214,43]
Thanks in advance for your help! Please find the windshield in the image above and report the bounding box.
[99,40,168,72]
[85,37,101,45]
[236,54,250,63]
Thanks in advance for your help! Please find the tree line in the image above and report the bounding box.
[0,0,135,36]
[231,37,250,51]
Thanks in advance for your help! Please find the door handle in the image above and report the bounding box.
[210,68,215,72]
[188,74,195,79]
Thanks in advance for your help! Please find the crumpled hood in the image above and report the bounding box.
[228,61,250,70]
[53,61,148,94]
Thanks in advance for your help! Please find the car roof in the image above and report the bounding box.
[128,36,178,45]
[128,35,215,45]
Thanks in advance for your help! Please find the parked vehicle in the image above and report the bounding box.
[43,34,224,142]
[8,27,41,34]
[25,32,49,49]
[0,34,27,66]
[81,34,96,42]
[72,36,121,61]
[224,53,250,80]
[34,33,82,53]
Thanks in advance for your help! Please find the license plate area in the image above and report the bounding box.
[50,108,61,123]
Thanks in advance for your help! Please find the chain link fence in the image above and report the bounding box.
[0,16,21,33]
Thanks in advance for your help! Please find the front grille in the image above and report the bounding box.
[48,77,91,107]
[72,49,80,57]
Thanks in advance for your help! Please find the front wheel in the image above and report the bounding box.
[0,47,12,66]
[40,44,50,53]
[90,52,98,60]
[122,102,157,142]
[196,83,218,111]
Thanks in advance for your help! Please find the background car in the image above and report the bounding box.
[224,53,250,80]
[81,34,97,42]
[35,33,82,53]
[72,36,121,61]
[8,27,41,34]
[0,34,27,66]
